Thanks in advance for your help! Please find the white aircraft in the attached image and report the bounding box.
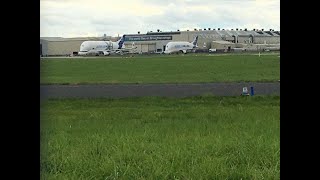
[163,35,198,54]
[78,35,134,56]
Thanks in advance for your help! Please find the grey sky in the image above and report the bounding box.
[40,0,280,37]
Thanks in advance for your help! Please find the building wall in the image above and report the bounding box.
[232,35,280,44]
[237,36,252,44]
[124,31,280,53]
[124,42,157,53]
[241,44,280,51]
[40,40,48,56]
[155,41,169,52]
[174,31,222,48]
[124,34,173,53]
[125,31,218,53]
[253,36,280,44]
[47,40,83,56]
[148,44,156,52]
[211,42,236,50]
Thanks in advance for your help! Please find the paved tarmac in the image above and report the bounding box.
[40,82,280,99]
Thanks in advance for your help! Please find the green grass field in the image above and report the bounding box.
[40,53,280,84]
[41,96,280,179]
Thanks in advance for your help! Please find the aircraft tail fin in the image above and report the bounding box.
[117,35,126,49]
[192,35,198,47]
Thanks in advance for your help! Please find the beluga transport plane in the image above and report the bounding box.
[78,35,135,56]
[164,35,198,54]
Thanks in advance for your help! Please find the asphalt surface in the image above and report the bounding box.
[40,82,280,99]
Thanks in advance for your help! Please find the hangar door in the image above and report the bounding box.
[141,44,149,53]
[148,44,156,52]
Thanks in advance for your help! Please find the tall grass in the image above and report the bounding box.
[41,96,280,179]
[40,54,280,84]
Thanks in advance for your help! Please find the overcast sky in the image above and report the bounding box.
[40,0,280,38]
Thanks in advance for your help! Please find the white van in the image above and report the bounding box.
[209,49,217,53]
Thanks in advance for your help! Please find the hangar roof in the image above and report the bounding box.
[40,30,280,42]
[40,37,112,42]
[178,30,276,37]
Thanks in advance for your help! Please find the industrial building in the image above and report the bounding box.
[40,29,280,56]
[40,35,117,56]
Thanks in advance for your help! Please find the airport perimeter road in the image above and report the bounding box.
[40,82,280,99]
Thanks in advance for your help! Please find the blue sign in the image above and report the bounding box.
[125,36,172,41]
[250,86,254,96]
